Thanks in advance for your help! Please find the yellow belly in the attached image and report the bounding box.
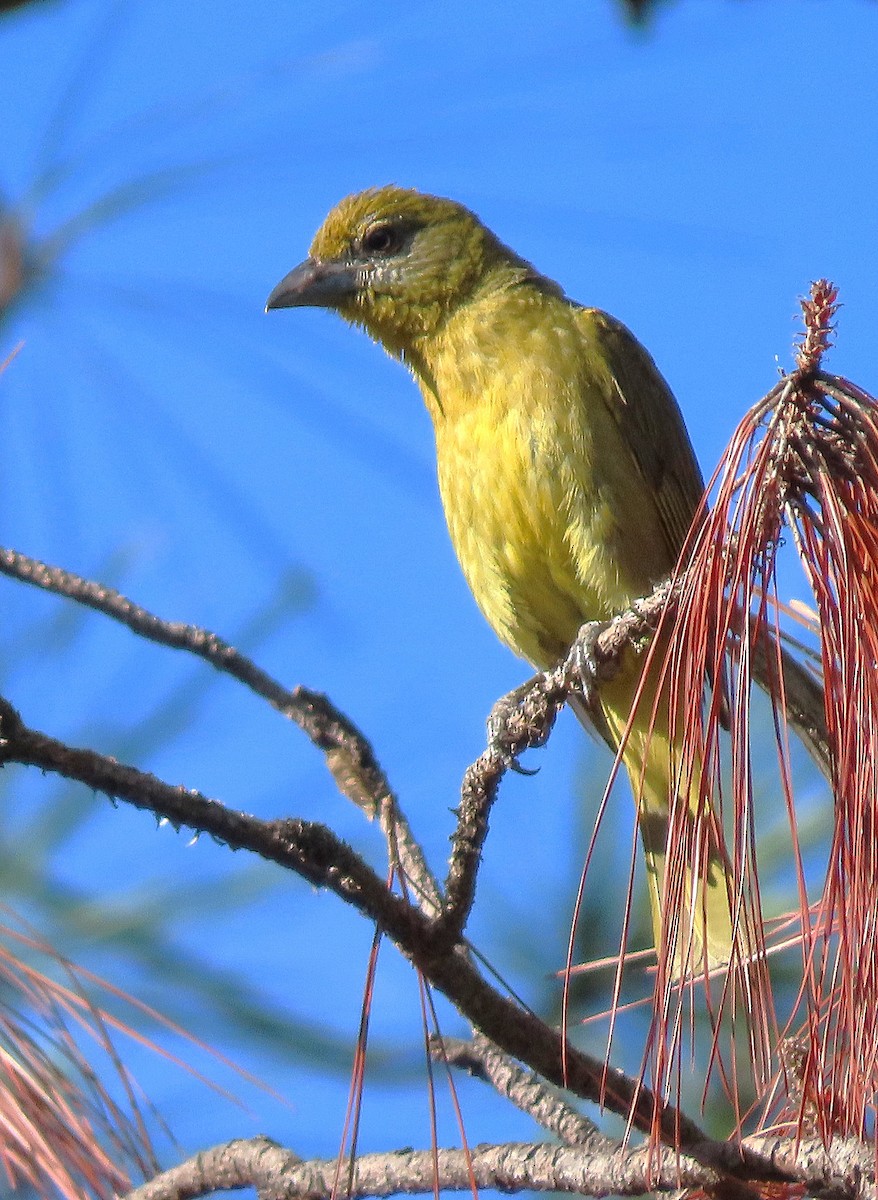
[435,395,627,669]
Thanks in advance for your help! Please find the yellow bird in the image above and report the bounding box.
[266,185,734,976]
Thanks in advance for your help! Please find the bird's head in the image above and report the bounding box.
[266,185,535,356]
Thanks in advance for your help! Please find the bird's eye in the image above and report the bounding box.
[361,223,400,256]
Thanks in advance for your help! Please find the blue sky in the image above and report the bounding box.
[0,0,875,1174]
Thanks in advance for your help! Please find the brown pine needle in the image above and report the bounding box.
[625,280,878,1150]
[0,914,158,1200]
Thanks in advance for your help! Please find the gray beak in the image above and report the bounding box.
[265,257,359,311]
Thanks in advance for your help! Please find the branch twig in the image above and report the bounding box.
[434,1034,607,1150]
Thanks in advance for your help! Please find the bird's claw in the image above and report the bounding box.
[485,677,549,774]
[568,620,605,696]
[507,755,540,777]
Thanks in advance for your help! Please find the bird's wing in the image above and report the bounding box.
[577,307,706,564]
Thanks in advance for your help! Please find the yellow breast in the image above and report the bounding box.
[417,289,640,669]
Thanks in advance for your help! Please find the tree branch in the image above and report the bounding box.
[121,1135,752,1200]
[0,547,395,819]
[0,697,783,1193]
[124,1130,875,1200]
[0,545,837,1196]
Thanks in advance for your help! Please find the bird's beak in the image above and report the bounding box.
[265,257,359,312]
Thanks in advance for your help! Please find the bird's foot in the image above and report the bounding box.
[486,673,564,774]
[566,618,608,698]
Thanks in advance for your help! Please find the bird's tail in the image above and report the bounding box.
[598,648,737,983]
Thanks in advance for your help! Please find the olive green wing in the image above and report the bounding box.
[575,306,705,564]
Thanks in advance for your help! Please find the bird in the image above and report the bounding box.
[265,185,736,978]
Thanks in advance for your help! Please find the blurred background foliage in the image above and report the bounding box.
[0,0,870,1182]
